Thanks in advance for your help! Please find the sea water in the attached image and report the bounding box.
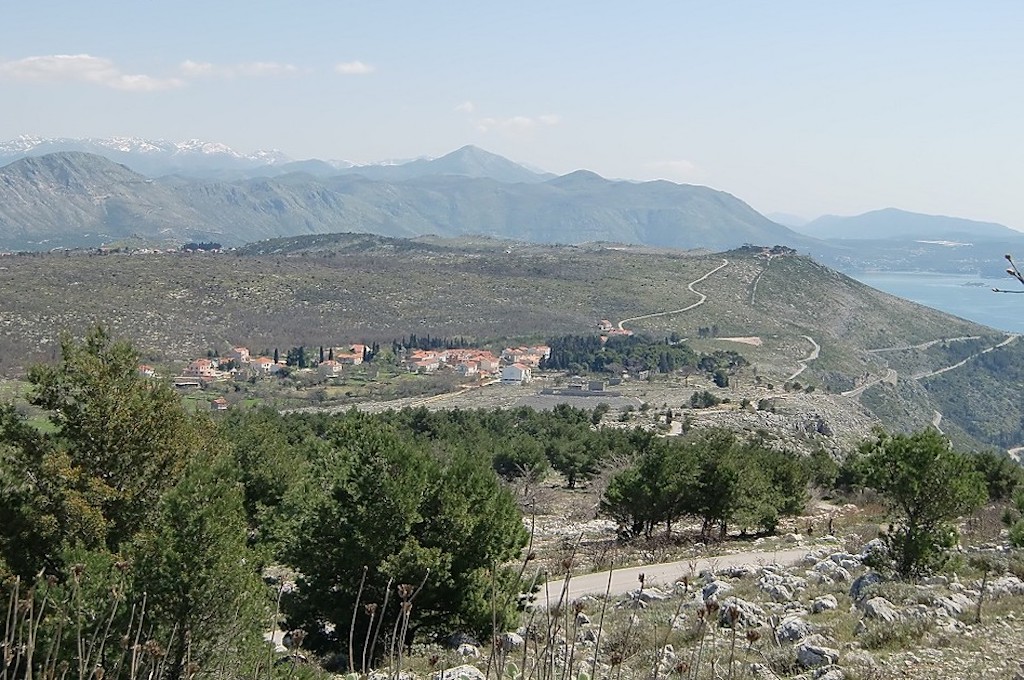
[851,272,1024,334]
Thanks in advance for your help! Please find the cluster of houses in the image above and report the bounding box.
[405,348,500,376]
[405,345,551,385]
[315,345,368,376]
[172,345,371,383]
[158,342,554,391]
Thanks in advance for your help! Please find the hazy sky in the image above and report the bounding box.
[2,2,1023,227]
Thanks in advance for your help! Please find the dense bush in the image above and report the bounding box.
[600,428,809,540]
[0,329,267,677]
[856,429,987,578]
[0,332,541,676]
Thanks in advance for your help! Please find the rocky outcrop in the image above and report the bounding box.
[796,639,840,668]
[862,596,901,624]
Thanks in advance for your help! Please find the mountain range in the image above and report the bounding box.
[0,148,811,251]
[2,137,1023,278]
[793,208,1024,276]
[0,135,543,182]
[0,135,299,177]
[797,208,1023,243]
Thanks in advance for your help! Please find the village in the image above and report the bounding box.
[146,340,557,411]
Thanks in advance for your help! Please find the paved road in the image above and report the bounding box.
[618,259,730,331]
[912,334,1018,380]
[843,335,1018,398]
[539,546,810,607]
[841,368,898,398]
[786,335,820,382]
[866,335,982,353]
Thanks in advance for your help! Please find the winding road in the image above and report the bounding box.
[866,335,982,353]
[786,335,820,382]
[843,334,1019,398]
[540,546,810,606]
[911,334,1018,380]
[617,259,730,332]
[841,368,898,398]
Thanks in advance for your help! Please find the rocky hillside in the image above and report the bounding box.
[0,153,217,247]
[429,535,1024,680]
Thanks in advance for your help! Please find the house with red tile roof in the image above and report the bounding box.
[183,358,222,379]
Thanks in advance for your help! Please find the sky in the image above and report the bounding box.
[2,1,1024,228]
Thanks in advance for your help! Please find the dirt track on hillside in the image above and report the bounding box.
[540,546,809,606]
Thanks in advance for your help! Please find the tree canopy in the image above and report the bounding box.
[600,428,809,540]
[857,429,987,578]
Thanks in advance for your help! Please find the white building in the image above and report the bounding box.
[501,363,532,385]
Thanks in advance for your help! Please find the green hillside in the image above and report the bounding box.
[0,234,1017,449]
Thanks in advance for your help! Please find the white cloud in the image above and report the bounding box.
[334,60,374,75]
[475,114,561,133]
[179,60,299,78]
[454,100,476,114]
[0,54,183,91]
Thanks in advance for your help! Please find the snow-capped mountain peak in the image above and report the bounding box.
[175,139,239,156]
[0,136,296,176]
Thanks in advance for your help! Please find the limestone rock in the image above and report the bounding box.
[764,583,795,602]
[457,643,480,658]
[718,596,767,628]
[776,615,814,643]
[750,662,782,680]
[500,632,524,652]
[637,587,671,603]
[860,538,888,562]
[848,572,883,601]
[987,575,1024,597]
[702,580,734,601]
[796,641,840,668]
[863,597,900,624]
[814,669,845,680]
[811,594,839,614]
[436,665,485,680]
[937,593,974,618]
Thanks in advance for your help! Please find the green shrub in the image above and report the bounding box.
[860,618,934,650]
[859,429,987,578]
[1010,520,1024,548]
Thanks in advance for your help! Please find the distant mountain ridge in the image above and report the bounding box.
[0,150,813,251]
[789,207,1024,276]
[0,136,550,183]
[799,208,1023,242]
[0,135,296,177]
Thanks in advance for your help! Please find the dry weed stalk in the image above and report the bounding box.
[349,565,368,675]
